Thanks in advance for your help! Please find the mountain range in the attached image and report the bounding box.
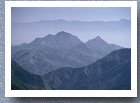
[12,31,123,75]
[12,19,131,47]
[11,48,131,90]
[43,48,131,90]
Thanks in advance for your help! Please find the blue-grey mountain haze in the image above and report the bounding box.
[11,7,131,48]
[12,7,131,23]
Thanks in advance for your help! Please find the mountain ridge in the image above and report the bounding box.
[12,19,131,47]
[43,48,131,90]
[12,18,131,24]
[12,31,122,54]
[86,35,123,54]
[12,31,123,75]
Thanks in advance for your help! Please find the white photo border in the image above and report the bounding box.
[5,1,137,97]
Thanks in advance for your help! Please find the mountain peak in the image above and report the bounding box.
[88,36,107,44]
[44,34,52,38]
[119,18,127,21]
[118,18,131,23]
[94,36,102,40]
[30,31,83,50]
[47,34,52,36]
[86,36,123,54]
[56,31,72,36]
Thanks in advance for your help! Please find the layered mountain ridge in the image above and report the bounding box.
[11,48,131,90]
[12,31,123,75]
[43,48,131,90]
[12,19,131,48]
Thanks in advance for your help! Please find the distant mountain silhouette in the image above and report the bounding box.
[43,48,131,90]
[12,31,123,75]
[12,19,131,47]
[11,60,52,90]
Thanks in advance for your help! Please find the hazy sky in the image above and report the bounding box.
[11,7,131,47]
[12,7,131,23]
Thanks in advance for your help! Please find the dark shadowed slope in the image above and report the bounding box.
[43,48,131,90]
[11,60,52,90]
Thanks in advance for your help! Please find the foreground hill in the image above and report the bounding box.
[43,48,131,90]
[11,60,52,90]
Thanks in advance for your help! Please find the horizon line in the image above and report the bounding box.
[11,18,131,24]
